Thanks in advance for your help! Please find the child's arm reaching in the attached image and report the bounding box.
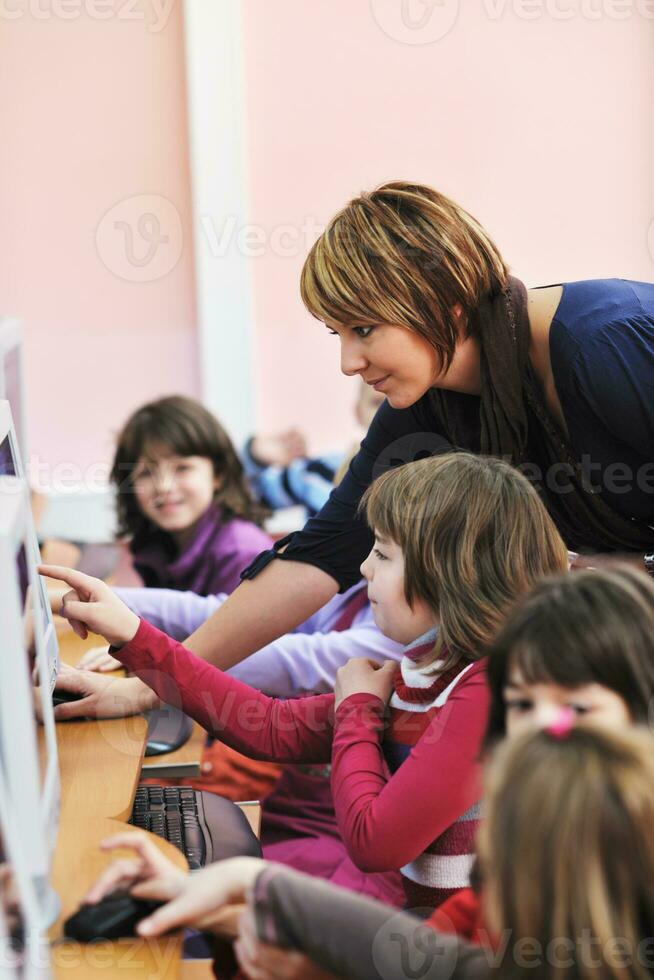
[39,565,334,764]
[116,619,334,762]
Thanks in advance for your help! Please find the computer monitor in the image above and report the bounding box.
[0,767,50,979]
[0,476,60,930]
[0,402,58,693]
[0,320,27,469]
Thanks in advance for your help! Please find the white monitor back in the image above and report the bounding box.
[0,320,27,470]
[0,476,60,932]
[0,402,58,692]
[0,765,51,979]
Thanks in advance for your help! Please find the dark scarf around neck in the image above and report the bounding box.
[428,276,654,552]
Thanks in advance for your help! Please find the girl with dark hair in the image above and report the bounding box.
[485,565,654,743]
[110,395,271,597]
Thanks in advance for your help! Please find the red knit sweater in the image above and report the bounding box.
[117,620,489,910]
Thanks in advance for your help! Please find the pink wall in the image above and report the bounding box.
[0,1,198,480]
[241,1,654,453]
[3,3,654,473]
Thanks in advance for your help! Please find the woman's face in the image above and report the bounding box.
[503,667,631,736]
[327,318,481,411]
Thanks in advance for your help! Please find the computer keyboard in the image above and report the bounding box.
[129,785,262,869]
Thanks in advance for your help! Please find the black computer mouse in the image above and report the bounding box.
[52,689,85,706]
[63,891,163,942]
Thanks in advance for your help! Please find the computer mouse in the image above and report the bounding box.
[52,689,85,706]
[63,890,163,942]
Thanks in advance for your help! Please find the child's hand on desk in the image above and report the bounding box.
[236,907,339,980]
[38,565,140,648]
[52,665,158,720]
[334,658,397,709]
[135,857,265,937]
[85,832,187,906]
[76,645,122,673]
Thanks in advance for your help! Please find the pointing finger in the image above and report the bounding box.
[38,565,97,598]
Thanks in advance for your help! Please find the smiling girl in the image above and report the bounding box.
[111,395,271,597]
[43,452,568,911]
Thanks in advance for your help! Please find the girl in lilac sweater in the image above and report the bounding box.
[111,394,271,596]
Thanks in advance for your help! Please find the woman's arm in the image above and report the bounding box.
[183,560,338,668]
[249,865,484,980]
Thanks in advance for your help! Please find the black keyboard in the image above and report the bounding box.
[129,785,262,870]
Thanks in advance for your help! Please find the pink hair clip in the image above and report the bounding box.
[546,707,576,740]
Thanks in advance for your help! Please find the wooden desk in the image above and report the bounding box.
[141,720,205,779]
[47,638,187,978]
[55,622,204,778]
[180,962,215,979]
[48,624,261,976]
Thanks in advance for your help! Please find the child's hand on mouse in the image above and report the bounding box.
[334,658,397,709]
[84,833,188,906]
[76,645,122,673]
[135,856,266,938]
[37,565,140,648]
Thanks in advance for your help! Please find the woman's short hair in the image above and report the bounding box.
[361,452,568,664]
[485,567,654,743]
[111,395,267,538]
[301,181,508,371]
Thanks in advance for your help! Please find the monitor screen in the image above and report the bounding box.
[16,541,46,798]
[15,544,28,615]
[0,437,16,477]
